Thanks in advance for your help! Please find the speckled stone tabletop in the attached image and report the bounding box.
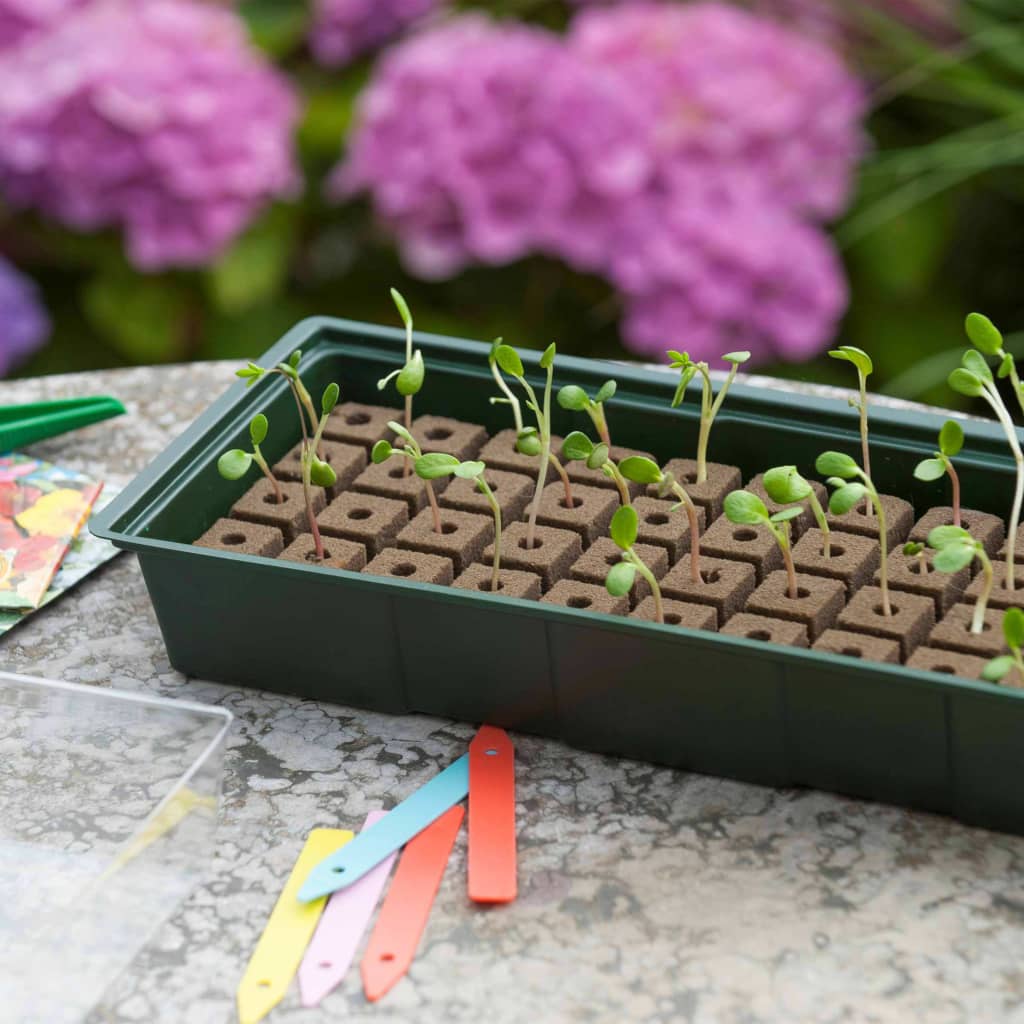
[3,363,1024,1024]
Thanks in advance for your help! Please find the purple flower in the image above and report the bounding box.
[0,0,87,53]
[310,0,440,67]
[0,257,49,375]
[569,1,866,219]
[0,1,301,270]
[337,15,651,279]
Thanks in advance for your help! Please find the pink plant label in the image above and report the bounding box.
[297,810,396,1007]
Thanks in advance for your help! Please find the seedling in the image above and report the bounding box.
[217,413,282,504]
[236,349,321,455]
[965,312,1024,420]
[816,450,892,616]
[371,420,443,534]
[723,490,803,599]
[557,379,616,447]
[617,456,703,585]
[927,525,993,634]
[762,465,831,557]
[667,349,750,484]
[948,345,1023,587]
[913,419,964,526]
[982,607,1024,685]
[562,431,631,506]
[377,288,425,476]
[604,505,664,624]
[903,541,929,575]
[414,453,502,592]
[493,342,557,550]
[828,346,874,515]
[300,384,339,560]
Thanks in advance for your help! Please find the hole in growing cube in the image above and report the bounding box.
[221,533,247,546]
[426,427,452,441]
[568,596,592,609]
[391,563,417,577]
[665,613,681,625]
[441,522,457,534]
[346,412,370,425]
[733,528,758,543]
[841,647,863,658]
[645,513,669,526]
[348,508,372,520]
[559,496,584,510]
[263,492,290,505]
[747,629,771,641]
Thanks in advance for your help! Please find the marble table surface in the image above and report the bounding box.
[2,362,1023,1024]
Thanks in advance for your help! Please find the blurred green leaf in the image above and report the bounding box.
[239,0,309,57]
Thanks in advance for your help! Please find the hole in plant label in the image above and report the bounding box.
[485,748,498,756]
[319,961,332,970]
[258,979,272,988]
[381,953,395,962]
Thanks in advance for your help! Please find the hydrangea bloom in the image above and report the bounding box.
[569,1,866,220]
[310,0,440,67]
[0,258,49,375]
[755,0,958,44]
[337,15,650,278]
[0,0,87,53]
[0,1,300,270]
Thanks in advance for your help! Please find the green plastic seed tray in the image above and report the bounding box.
[91,318,1024,835]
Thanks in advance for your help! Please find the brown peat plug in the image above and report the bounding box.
[317,492,407,556]
[486,521,582,592]
[999,524,1024,563]
[647,458,741,522]
[531,482,618,546]
[231,478,324,545]
[745,571,845,641]
[631,596,717,631]
[792,528,879,596]
[323,401,401,450]
[541,579,628,616]
[363,548,454,586]
[880,547,969,615]
[477,429,565,475]
[632,497,706,563]
[965,561,1024,611]
[410,414,488,461]
[836,586,934,659]
[720,613,808,648]
[905,646,991,680]
[910,506,1005,557]
[440,467,534,522]
[397,507,494,574]
[565,444,655,498]
[700,515,783,583]
[272,439,366,499]
[351,458,448,515]
[660,556,756,626]
[278,534,366,571]
[746,472,828,540]
[928,602,1007,658]
[194,517,283,557]
[812,629,901,664]
[452,563,542,600]
[571,537,669,608]
[825,493,914,550]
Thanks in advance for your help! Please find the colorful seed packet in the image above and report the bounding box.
[0,455,103,610]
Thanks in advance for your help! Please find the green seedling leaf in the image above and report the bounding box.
[1003,607,1024,649]
[618,456,662,485]
[371,440,394,464]
[515,430,541,457]
[562,431,594,462]
[494,345,524,378]
[965,312,1003,356]
[769,507,803,524]
[828,345,873,377]
[666,349,688,367]
[276,360,298,381]
[927,524,971,549]
[377,368,400,391]
[722,351,751,365]
[671,364,696,408]
[913,458,947,482]
[723,490,769,526]
[249,413,268,445]
[488,337,504,359]
[903,542,925,557]
[962,348,994,384]
[595,380,617,404]
[415,452,461,479]
[289,350,302,369]
[999,354,1015,380]
[321,382,340,415]
[815,451,859,479]
[310,458,337,488]
[387,420,417,450]
[982,655,1015,682]
[557,385,589,412]
[390,287,412,329]
[539,343,556,370]
[828,483,867,515]
[586,442,609,471]
[217,449,252,480]
[938,419,964,458]
[610,504,639,550]
[606,561,636,597]
[933,541,975,574]
[948,367,984,398]
[762,465,811,504]
[396,349,425,396]
[454,460,484,480]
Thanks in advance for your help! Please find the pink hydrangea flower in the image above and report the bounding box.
[0,1,300,270]
[309,0,439,67]
[0,257,49,375]
[0,0,88,52]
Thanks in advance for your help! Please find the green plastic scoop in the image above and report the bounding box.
[0,396,126,452]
